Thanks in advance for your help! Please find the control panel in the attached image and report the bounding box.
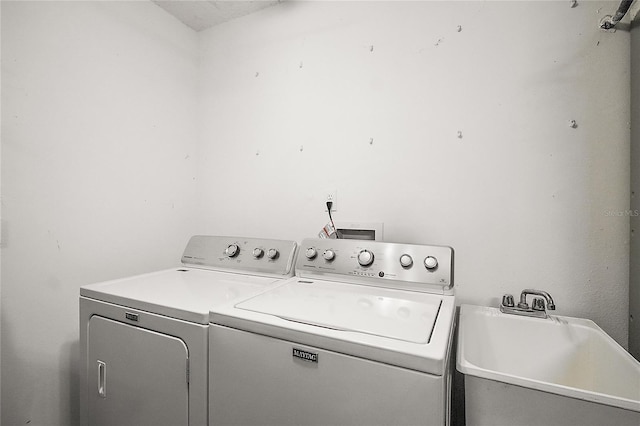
[296,238,454,294]
[181,236,297,277]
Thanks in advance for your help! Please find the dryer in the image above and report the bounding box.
[79,235,297,426]
[208,237,455,426]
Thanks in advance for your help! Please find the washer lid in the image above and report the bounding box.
[236,279,442,344]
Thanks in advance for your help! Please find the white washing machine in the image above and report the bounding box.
[79,235,297,426]
[209,237,455,426]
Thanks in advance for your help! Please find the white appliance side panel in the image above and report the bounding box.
[209,324,447,426]
[88,316,189,426]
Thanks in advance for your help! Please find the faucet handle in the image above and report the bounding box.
[531,297,546,311]
[502,294,515,307]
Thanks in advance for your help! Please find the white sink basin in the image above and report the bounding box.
[457,304,640,426]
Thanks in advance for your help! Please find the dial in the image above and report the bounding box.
[305,247,317,259]
[323,249,335,261]
[357,249,374,267]
[252,248,264,258]
[424,256,438,270]
[399,254,413,268]
[225,244,240,258]
[267,248,279,259]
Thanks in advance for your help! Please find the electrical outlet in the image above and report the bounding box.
[325,190,337,212]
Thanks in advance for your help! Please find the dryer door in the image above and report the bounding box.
[87,316,189,426]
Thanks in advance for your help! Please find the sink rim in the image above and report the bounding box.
[456,304,640,413]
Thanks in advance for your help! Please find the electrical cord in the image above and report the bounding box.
[326,201,340,238]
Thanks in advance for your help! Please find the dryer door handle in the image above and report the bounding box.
[97,360,106,398]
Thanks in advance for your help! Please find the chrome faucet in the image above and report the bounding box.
[500,288,556,319]
[519,289,555,310]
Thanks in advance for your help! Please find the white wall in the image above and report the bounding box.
[198,1,631,345]
[0,1,633,424]
[1,2,198,425]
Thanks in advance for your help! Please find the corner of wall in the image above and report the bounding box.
[629,8,640,360]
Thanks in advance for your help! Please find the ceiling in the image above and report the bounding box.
[155,1,640,34]
[151,0,281,32]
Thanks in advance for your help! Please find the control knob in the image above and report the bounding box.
[323,249,335,261]
[305,247,317,259]
[267,248,279,259]
[424,256,438,270]
[252,248,264,258]
[225,244,240,258]
[399,254,413,268]
[357,249,374,267]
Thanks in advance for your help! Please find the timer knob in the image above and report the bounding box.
[424,256,438,270]
[252,248,264,258]
[357,249,374,267]
[267,248,279,259]
[225,244,240,258]
[399,254,413,268]
[305,247,317,259]
[323,249,335,261]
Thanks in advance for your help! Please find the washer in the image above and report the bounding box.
[209,237,455,426]
[79,235,297,426]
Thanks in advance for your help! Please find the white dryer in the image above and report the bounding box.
[79,236,297,426]
[209,238,455,426]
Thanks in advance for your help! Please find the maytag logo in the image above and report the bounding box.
[292,348,318,363]
[125,312,139,322]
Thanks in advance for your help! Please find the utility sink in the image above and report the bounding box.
[457,304,640,426]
